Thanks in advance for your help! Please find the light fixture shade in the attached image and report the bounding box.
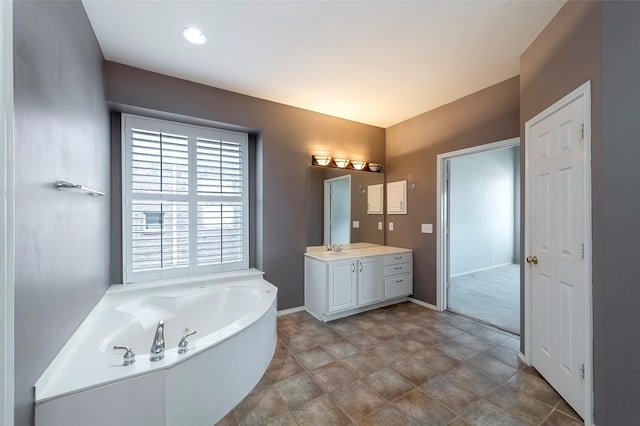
[182,27,207,45]
[351,160,367,170]
[368,163,381,172]
[334,158,350,168]
[313,155,332,166]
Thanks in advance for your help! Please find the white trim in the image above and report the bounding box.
[277,306,305,316]
[436,137,520,312]
[313,298,411,322]
[524,81,593,426]
[449,262,514,278]
[408,297,439,311]
[0,1,15,424]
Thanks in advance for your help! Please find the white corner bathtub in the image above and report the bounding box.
[34,269,277,426]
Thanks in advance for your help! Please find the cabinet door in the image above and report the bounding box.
[328,260,357,313]
[358,257,384,306]
[387,180,407,214]
[367,184,384,214]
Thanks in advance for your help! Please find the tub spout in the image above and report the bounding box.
[150,320,165,361]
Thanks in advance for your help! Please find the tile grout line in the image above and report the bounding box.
[230,303,581,426]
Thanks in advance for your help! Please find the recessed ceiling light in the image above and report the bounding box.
[181,27,207,45]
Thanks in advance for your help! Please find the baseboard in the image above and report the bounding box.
[450,262,516,278]
[277,306,305,316]
[319,298,410,322]
[408,298,441,311]
[517,351,529,365]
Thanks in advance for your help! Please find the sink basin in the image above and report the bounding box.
[327,250,361,256]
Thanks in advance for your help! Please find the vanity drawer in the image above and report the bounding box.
[384,253,412,266]
[384,262,412,276]
[384,275,412,299]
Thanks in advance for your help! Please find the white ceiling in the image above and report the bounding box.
[82,0,565,128]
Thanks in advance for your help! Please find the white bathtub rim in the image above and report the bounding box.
[35,274,277,404]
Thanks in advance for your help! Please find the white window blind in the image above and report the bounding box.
[122,115,249,283]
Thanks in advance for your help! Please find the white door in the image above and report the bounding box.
[528,92,588,418]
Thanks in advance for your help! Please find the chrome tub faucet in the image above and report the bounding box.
[150,320,165,361]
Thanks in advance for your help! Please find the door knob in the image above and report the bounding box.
[526,255,539,265]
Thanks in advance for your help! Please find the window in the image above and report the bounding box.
[122,114,249,283]
[143,211,164,232]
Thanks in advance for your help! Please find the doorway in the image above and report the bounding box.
[436,138,520,334]
[323,175,351,245]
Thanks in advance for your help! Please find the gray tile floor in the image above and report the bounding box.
[448,264,520,334]
[216,302,582,426]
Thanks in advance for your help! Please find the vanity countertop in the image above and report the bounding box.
[304,244,411,261]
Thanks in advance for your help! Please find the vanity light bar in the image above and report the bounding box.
[311,155,381,172]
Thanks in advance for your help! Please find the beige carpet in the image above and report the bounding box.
[448,264,520,334]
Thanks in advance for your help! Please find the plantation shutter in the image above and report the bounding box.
[196,136,245,266]
[123,115,248,283]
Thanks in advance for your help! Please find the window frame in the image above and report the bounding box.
[121,114,249,284]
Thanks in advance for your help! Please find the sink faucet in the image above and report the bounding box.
[327,243,343,252]
[150,320,165,361]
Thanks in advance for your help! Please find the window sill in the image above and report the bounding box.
[108,268,265,294]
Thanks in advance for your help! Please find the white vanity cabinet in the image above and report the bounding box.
[326,259,357,312]
[357,256,384,306]
[383,252,413,299]
[304,245,412,322]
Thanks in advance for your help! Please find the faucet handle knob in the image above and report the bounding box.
[113,345,136,366]
[178,329,197,354]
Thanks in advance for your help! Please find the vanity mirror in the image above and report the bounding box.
[307,165,385,246]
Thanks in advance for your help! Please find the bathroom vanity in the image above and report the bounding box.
[304,244,412,321]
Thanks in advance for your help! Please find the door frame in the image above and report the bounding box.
[1,0,15,424]
[436,137,520,311]
[523,81,593,425]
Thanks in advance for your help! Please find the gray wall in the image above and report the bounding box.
[449,147,518,276]
[104,62,386,310]
[521,0,640,422]
[13,1,110,425]
[599,2,640,423]
[385,77,520,303]
[520,0,604,422]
